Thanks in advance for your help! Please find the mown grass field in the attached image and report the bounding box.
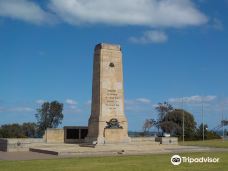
[179,139,228,148]
[0,152,228,171]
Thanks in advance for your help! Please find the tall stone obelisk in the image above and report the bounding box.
[86,43,130,144]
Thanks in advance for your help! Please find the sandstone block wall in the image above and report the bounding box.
[0,138,43,152]
[44,128,64,143]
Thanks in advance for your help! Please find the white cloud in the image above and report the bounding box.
[168,95,217,104]
[124,97,151,113]
[65,99,80,113]
[0,0,214,44]
[152,104,159,108]
[68,105,77,109]
[136,98,151,104]
[0,0,53,24]
[64,105,81,114]
[0,106,34,113]
[49,0,208,28]
[125,98,151,105]
[8,107,34,112]
[66,99,77,105]
[36,99,46,104]
[125,98,152,113]
[130,30,168,44]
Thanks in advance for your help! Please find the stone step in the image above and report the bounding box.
[130,137,156,142]
[29,147,163,156]
[29,148,58,155]
[79,143,96,148]
[129,141,160,145]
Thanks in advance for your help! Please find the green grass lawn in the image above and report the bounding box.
[0,152,228,171]
[179,139,228,148]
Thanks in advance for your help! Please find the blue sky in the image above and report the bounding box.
[0,0,228,131]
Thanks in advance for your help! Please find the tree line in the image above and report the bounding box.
[0,101,63,138]
[143,102,221,140]
[0,100,222,140]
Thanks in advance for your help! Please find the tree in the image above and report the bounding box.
[143,119,156,134]
[22,122,38,138]
[196,123,208,139]
[161,109,196,139]
[195,123,220,140]
[156,102,173,121]
[0,124,24,138]
[35,101,64,135]
[160,121,180,135]
[155,101,173,132]
[0,123,38,138]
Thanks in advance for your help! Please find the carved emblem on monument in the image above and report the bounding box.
[106,118,123,129]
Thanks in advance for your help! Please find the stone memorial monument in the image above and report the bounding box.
[86,43,130,144]
[0,43,179,154]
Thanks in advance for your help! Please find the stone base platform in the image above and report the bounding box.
[29,143,163,156]
[28,142,221,156]
[28,137,164,156]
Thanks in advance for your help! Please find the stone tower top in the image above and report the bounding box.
[95,43,121,51]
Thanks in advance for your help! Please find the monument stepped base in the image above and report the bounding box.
[82,137,159,147]
[28,142,220,156]
[29,142,164,156]
[28,137,163,156]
